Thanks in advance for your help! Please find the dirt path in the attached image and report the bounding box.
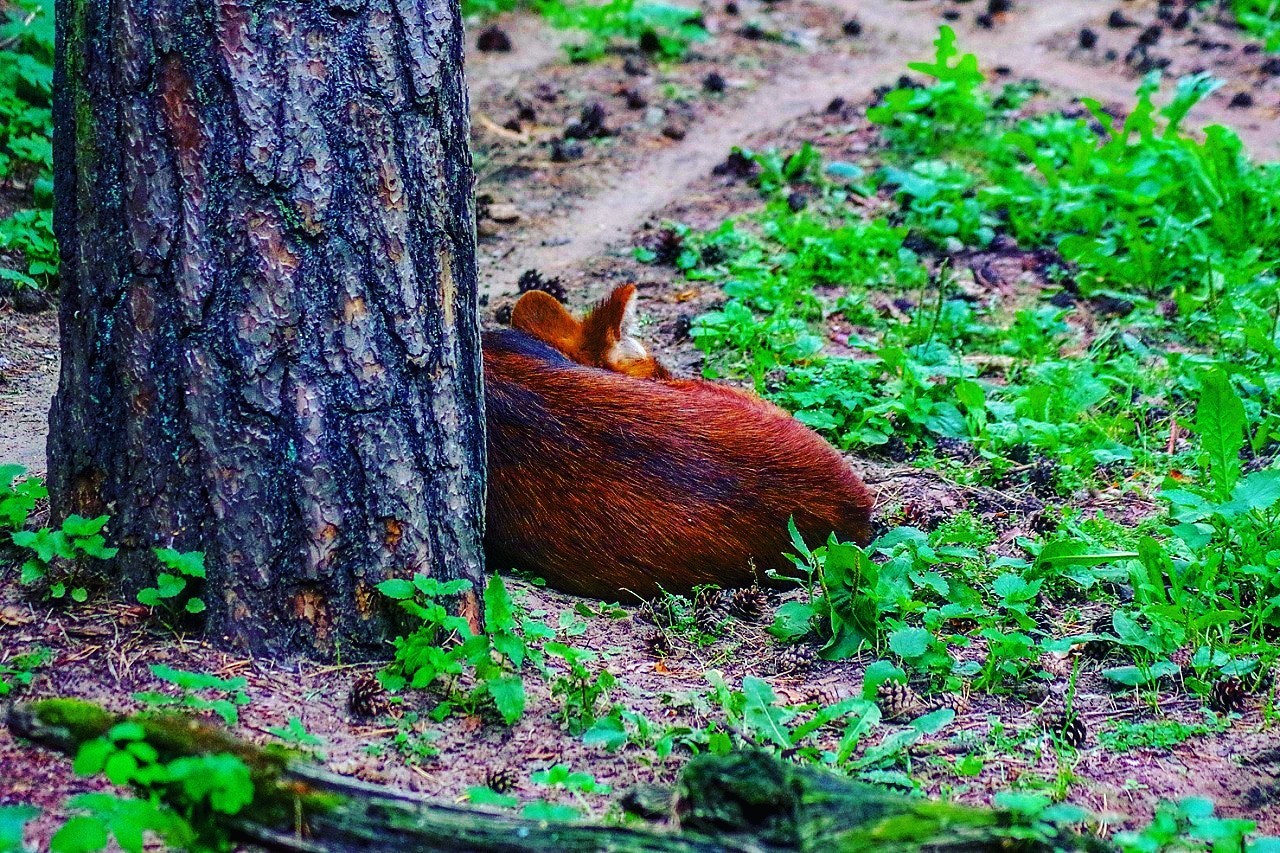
[3,0,1278,474]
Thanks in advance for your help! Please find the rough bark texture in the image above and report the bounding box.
[48,0,485,659]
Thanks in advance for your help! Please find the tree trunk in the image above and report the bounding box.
[47,0,485,659]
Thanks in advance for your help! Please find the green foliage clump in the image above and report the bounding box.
[658,28,1280,712]
[0,644,49,696]
[378,574,552,725]
[133,665,251,727]
[1232,0,1280,51]
[0,0,55,289]
[13,513,118,602]
[536,0,707,62]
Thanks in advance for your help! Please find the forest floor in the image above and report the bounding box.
[3,0,1280,848]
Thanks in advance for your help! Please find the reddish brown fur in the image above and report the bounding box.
[482,287,875,600]
[511,285,672,379]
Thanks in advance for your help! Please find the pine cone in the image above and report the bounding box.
[1082,614,1114,660]
[876,680,921,721]
[1169,646,1194,676]
[348,675,391,719]
[1026,455,1059,498]
[727,585,768,622]
[642,628,670,658]
[646,227,685,266]
[774,644,818,674]
[1209,677,1248,714]
[516,269,568,303]
[924,691,971,716]
[485,766,518,794]
[1044,711,1087,749]
[693,589,730,631]
[494,302,514,325]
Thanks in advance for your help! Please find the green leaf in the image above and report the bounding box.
[466,787,519,808]
[0,804,39,852]
[582,714,628,752]
[154,548,205,578]
[861,660,906,700]
[376,579,416,600]
[768,601,816,642]
[1196,370,1245,499]
[888,626,931,660]
[521,801,580,822]
[1219,469,1280,518]
[1101,661,1179,687]
[49,815,109,853]
[741,676,794,748]
[486,674,525,725]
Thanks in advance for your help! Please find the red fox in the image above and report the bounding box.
[482,285,875,600]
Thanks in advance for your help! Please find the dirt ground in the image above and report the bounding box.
[3,0,1280,847]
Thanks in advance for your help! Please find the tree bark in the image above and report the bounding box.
[48,0,485,659]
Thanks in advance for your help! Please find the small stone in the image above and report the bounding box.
[485,203,522,223]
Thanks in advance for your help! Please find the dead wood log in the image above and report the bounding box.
[8,699,1103,852]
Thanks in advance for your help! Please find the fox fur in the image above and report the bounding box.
[482,285,875,599]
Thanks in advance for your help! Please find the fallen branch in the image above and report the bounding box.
[9,699,1103,852]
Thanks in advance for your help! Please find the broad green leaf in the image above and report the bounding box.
[741,676,794,748]
[1196,370,1245,499]
[486,675,525,725]
[376,579,415,600]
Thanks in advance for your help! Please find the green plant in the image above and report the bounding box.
[1097,714,1231,753]
[265,717,324,756]
[1233,0,1280,51]
[0,464,45,531]
[13,514,118,602]
[49,720,256,852]
[536,0,707,61]
[378,574,552,725]
[1114,797,1274,852]
[0,805,38,852]
[546,642,615,736]
[0,645,49,696]
[769,520,892,659]
[0,0,55,289]
[133,665,251,727]
[137,548,207,616]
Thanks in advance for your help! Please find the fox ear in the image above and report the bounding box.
[581,285,670,379]
[511,290,582,351]
[580,285,638,356]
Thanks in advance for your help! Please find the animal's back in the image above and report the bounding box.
[483,328,874,599]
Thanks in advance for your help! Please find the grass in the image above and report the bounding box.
[645,23,1280,737]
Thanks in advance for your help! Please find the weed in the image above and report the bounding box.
[0,644,49,696]
[1233,0,1280,51]
[378,574,552,725]
[536,0,706,62]
[546,642,615,736]
[13,513,117,602]
[49,720,255,852]
[137,548,207,617]
[0,0,55,289]
[0,464,45,530]
[133,665,251,727]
